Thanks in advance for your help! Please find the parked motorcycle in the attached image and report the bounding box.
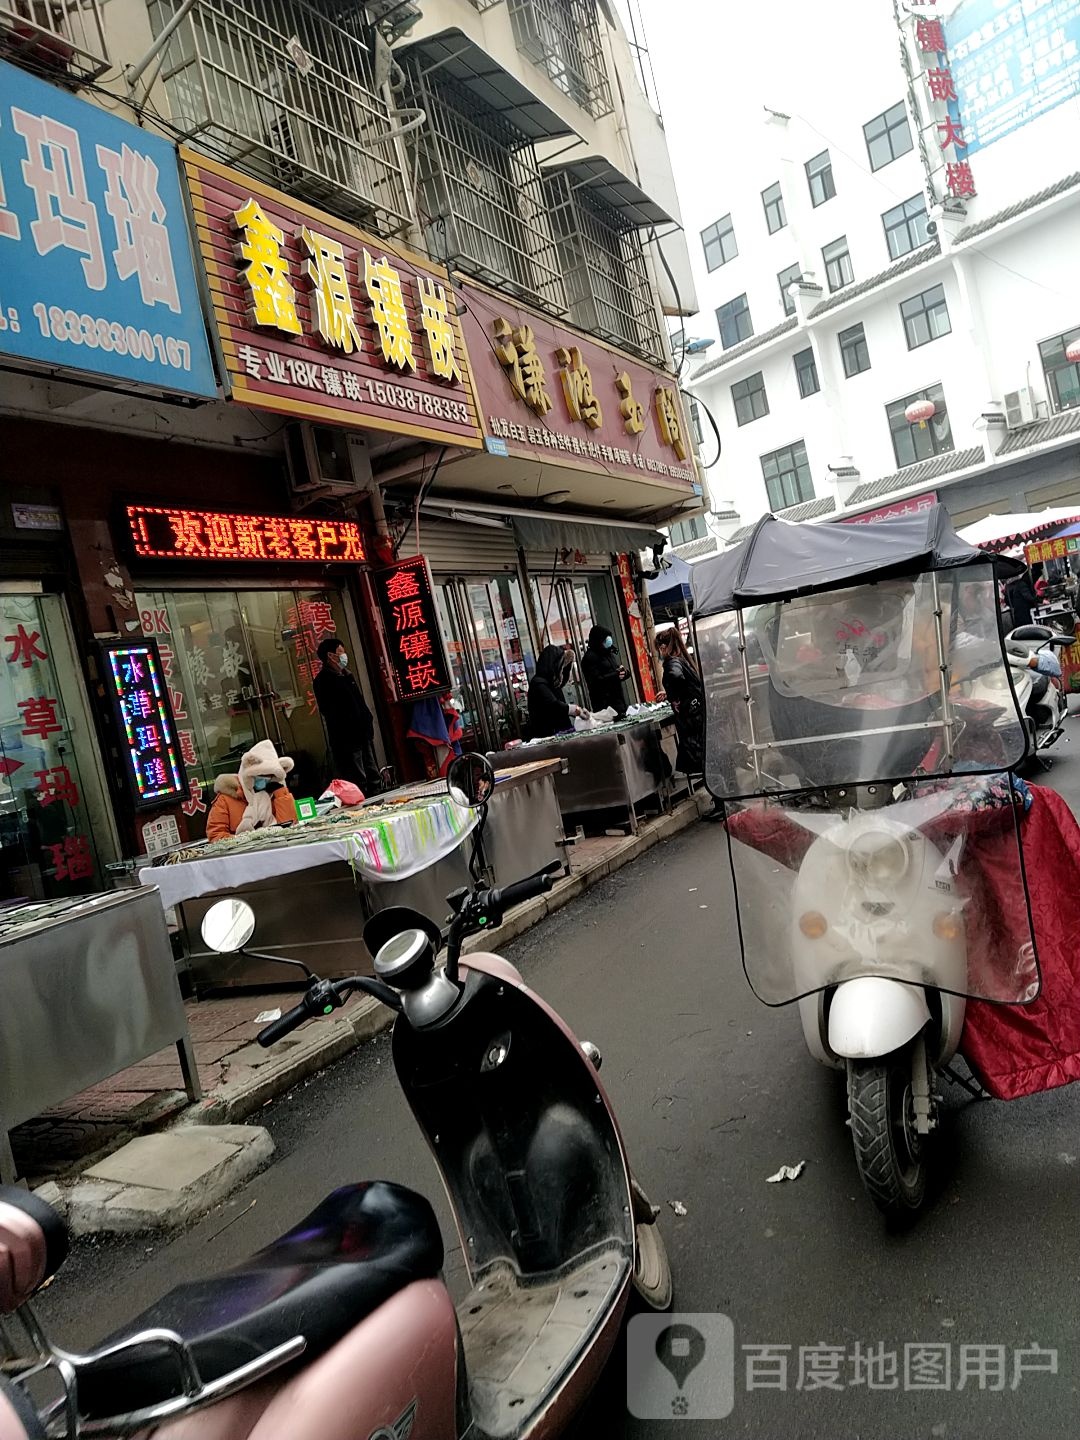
[1003,624,1072,759]
[692,506,1042,1219]
[0,753,668,1439]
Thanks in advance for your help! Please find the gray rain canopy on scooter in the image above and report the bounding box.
[691,506,1039,1008]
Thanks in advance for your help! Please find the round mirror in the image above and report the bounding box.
[447,753,495,808]
[200,898,256,953]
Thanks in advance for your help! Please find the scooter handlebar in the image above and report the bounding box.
[257,997,315,1048]
[492,870,556,912]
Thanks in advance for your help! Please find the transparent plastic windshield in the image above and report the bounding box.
[725,774,1039,1005]
[699,565,1027,801]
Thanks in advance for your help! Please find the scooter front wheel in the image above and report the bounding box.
[847,1047,928,1219]
[630,1177,673,1311]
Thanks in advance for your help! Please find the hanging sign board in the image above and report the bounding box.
[372,555,452,700]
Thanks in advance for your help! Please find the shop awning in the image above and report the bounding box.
[541,156,673,229]
[421,498,662,554]
[956,507,1080,551]
[400,28,576,141]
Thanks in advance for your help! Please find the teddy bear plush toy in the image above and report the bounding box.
[207,739,297,841]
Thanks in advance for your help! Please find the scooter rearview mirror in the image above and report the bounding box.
[201,898,256,954]
[446,752,496,810]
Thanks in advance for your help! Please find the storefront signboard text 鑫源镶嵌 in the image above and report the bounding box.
[0,60,216,398]
[99,639,186,811]
[180,149,483,447]
[125,506,366,564]
[373,556,452,701]
[457,281,696,492]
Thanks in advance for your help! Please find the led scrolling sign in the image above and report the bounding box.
[100,639,186,810]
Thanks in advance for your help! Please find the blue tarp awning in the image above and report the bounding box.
[647,552,693,611]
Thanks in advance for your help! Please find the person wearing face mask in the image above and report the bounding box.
[581,625,628,716]
[312,636,383,794]
[207,739,298,841]
[527,645,589,739]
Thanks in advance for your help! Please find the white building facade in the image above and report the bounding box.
[678,0,1080,542]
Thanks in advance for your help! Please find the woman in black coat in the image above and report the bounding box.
[527,645,586,739]
[657,627,724,819]
[581,625,628,715]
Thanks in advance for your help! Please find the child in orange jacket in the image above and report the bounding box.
[206,739,298,842]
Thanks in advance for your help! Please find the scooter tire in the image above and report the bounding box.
[847,1050,928,1219]
[632,1216,673,1312]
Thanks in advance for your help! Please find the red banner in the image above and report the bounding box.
[182,149,483,449]
[841,492,937,525]
[617,553,657,702]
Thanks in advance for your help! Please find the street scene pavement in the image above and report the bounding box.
[35,740,1080,1440]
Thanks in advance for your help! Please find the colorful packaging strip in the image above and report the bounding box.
[347,795,476,881]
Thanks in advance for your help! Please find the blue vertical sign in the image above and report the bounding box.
[0,59,217,396]
[945,0,1080,154]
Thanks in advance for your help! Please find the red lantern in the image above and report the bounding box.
[1066,339,1080,364]
[905,398,937,428]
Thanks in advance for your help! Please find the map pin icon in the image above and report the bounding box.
[655,1322,707,1393]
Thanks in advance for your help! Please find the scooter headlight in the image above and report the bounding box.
[845,830,910,885]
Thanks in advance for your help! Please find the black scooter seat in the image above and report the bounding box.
[76,1182,443,1420]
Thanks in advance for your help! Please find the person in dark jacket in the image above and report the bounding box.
[312,637,382,793]
[1005,569,1039,629]
[657,627,724,820]
[527,645,588,739]
[581,625,628,715]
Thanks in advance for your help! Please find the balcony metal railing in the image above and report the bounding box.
[145,0,412,233]
[544,171,663,363]
[407,68,566,314]
[508,0,612,119]
[0,0,109,83]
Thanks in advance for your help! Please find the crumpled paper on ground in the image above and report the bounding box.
[765,1161,806,1183]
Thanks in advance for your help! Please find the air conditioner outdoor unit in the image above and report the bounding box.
[286,424,373,499]
[1004,386,1038,429]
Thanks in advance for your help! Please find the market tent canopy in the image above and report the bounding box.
[692,505,1022,615]
[647,552,693,611]
[956,508,1080,551]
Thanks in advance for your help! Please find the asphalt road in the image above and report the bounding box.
[36,738,1080,1439]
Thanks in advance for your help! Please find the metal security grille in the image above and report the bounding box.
[0,0,109,82]
[146,0,411,233]
[508,0,612,118]
[406,68,566,313]
[545,171,661,362]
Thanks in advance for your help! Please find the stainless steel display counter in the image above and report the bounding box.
[488,714,676,835]
[166,761,567,991]
[0,888,201,1185]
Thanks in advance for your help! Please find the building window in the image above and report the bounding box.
[717,294,753,350]
[839,322,870,377]
[762,181,786,234]
[507,0,613,118]
[777,262,802,317]
[670,516,708,546]
[761,441,814,511]
[794,347,820,399]
[822,236,853,293]
[887,384,954,468]
[702,214,737,271]
[864,101,913,171]
[882,194,930,260]
[732,371,769,426]
[806,150,835,207]
[688,397,705,446]
[545,171,663,361]
[900,284,951,350]
[1039,327,1080,412]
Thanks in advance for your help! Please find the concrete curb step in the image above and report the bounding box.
[38,792,710,1228]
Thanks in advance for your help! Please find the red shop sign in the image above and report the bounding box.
[126,505,366,563]
[373,555,452,701]
[181,149,484,448]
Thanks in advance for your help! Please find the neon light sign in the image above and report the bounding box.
[125,505,366,564]
[101,640,186,809]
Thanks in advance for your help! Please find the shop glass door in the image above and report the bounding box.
[531,572,638,711]
[136,588,353,835]
[1,593,108,902]
[434,576,538,753]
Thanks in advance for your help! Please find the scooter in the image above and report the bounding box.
[1002,624,1073,759]
[0,752,669,1440]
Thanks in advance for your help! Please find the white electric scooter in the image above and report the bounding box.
[1002,624,1073,760]
[692,506,1040,1220]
